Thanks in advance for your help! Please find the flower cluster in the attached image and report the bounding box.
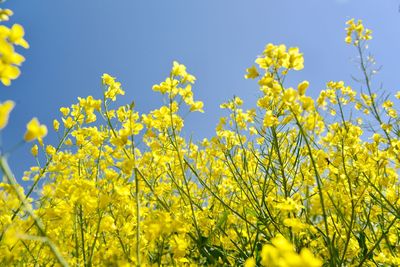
[345,18,372,45]
[0,4,42,146]
[245,235,322,267]
[245,42,304,80]
[0,23,28,86]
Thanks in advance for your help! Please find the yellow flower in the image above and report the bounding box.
[260,235,321,267]
[287,47,304,70]
[0,9,13,21]
[299,249,323,267]
[244,257,256,267]
[45,145,56,156]
[189,100,204,113]
[53,119,60,132]
[0,100,15,129]
[245,66,259,79]
[171,61,187,77]
[62,117,75,128]
[345,18,372,45]
[102,73,115,85]
[31,144,38,157]
[24,118,48,142]
[8,24,29,49]
[102,74,125,101]
[0,61,21,86]
[298,80,309,95]
[263,110,278,127]
[282,88,298,105]
[283,218,307,232]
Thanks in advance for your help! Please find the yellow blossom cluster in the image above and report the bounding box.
[102,73,125,101]
[0,8,12,21]
[0,22,28,86]
[0,6,46,144]
[245,235,322,267]
[1,17,400,267]
[345,18,372,45]
[245,42,304,80]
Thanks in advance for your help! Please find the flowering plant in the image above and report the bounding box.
[0,5,399,266]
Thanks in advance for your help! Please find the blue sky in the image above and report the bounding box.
[2,0,400,179]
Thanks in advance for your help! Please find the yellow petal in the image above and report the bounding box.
[0,100,15,129]
[24,117,48,142]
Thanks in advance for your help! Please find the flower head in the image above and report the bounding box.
[0,100,15,129]
[24,118,48,142]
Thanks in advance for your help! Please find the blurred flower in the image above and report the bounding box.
[0,100,14,129]
[24,117,47,142]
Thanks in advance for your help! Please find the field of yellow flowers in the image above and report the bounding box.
[1,4,400,267]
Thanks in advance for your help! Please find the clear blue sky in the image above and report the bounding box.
[2,0,400,180]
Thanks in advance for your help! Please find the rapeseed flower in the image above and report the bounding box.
[0,100,14,129]
[24,117,47,142]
